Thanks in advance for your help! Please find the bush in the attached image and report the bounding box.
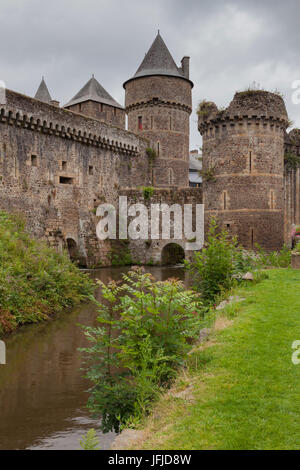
[142,186,154,200]
[0,211,94,335]
[255,243,291,268]
[80,268,203,433]
[79,429,100,450]
[186,219,242,303]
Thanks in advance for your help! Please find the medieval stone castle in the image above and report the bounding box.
[0,32,299,266]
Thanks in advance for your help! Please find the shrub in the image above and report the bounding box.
[284,151,300,170]
[146,147,157,161]
[142,186,154,200]
[255,243,291,268]
[79,429,100,450]
[80,268,203,433]
[186,219,240,303]
[0,211,94,335]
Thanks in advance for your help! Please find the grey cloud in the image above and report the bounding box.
[0,0,299,148]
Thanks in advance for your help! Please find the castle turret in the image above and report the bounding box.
[198,90,289,251]
[64,75,125,128]
[34,77,52,104]
[123,32,193,187]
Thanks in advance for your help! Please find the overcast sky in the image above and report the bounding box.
[1,0,300,149]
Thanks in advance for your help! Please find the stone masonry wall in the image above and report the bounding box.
[284,129,300,245]
[119,187,202,265]
[66,100,125,129]
[0,89,150,267]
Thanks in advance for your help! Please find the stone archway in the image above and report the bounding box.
[66,238,78,262]
[161,243,185,266]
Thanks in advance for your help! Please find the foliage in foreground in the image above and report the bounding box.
[185,219,253,303]
[254,243,291,268]
[131,269,300,450]
[186,219,291,304]
[80,268,203,433]
[79,429,100,450]
[0,211,94,335]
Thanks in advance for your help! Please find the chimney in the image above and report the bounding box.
[50,99,60,107]
[181,56,190,79]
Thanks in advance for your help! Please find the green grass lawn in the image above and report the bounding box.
[132,269,300,450]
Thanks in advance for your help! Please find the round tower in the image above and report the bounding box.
[198,90,289,251]
[123,32,193,187]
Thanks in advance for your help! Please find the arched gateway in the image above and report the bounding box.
[161,243,185,265]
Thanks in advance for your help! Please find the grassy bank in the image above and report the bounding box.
[127,269,300,450]
[0,211,94,336]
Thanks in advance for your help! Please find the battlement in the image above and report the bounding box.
[2,89,146,157]
[198,90,288,135]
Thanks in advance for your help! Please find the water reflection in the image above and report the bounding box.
[0,266,186,450]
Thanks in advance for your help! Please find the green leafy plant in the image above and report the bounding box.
[79,429,100,450]
[146,147,157,161]
[142,186,154,200]
[186,219,245,303]
[284,151,300,170]
[81,268,203,433]
[197,100,213,119]
[0,211,94,336]
[255,243,291,268]
[293,242,300,254]
[200,166,216,182]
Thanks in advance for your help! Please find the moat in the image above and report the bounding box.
[0,266,186,450]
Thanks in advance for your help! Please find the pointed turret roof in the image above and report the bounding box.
[123,32,193,87]
[64,75,123,109]
[34,77,52,103]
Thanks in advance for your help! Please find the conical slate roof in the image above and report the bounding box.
[64,76,123,109]
[34,77,52,103]
[123,32,192,87]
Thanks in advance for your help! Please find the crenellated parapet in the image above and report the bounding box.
[198,91,288,137]
[2,90,144,157]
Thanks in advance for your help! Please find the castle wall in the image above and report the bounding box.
[119,187,202,265]
[0,90,150,266]
[125,76,192,187]
[65,100,125,129]
[199,91,288,251]
[284,130,300,245]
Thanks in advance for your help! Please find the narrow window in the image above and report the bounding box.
[249,151,252,172]
[79,103,82,112]
[89,165,94,175]
[100,103,104,112]
[62,161,67,171]
[138,116,143,130]
[223,191,227,210]
[151,116,153,129]
[157,142,160,156]
[169,115,172,130]
[59,176,73,185]
[31,155,37,167]
[270,190,275,209]
[251,228,254,249]
[114,107,116,116]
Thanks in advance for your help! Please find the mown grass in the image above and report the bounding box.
[0,211,94,336]
[129,269,300,450]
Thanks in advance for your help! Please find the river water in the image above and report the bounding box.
[0,266,185,450]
